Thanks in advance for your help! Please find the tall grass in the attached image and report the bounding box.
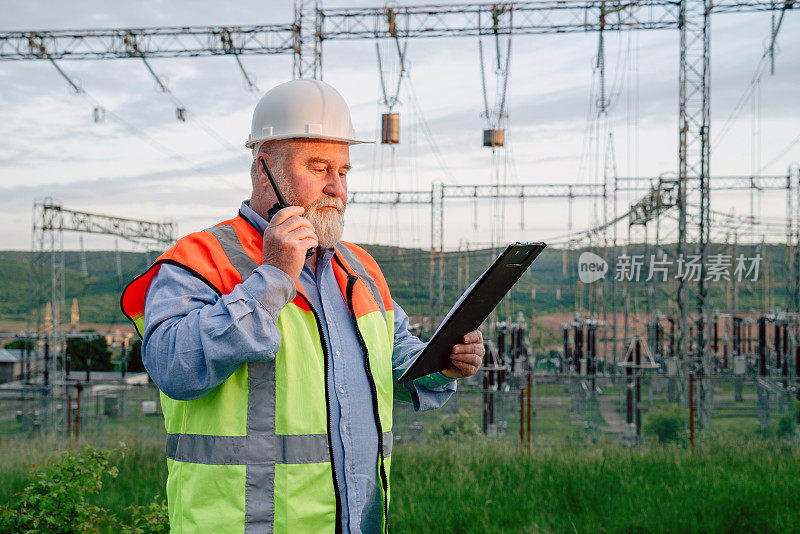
[390,437,800,533]
[2,434,798,533]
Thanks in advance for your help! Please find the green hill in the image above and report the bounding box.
[0,242,793,326]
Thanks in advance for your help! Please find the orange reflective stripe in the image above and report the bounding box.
[292,286,311,311]
[121,219,241,336]
[331,255,382,320]
[120,265,160,336]
[122,214,313,334]
[338,242,394,312]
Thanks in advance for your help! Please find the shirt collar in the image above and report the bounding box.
[240,199,336,265]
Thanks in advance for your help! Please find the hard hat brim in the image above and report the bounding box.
[246,133,373,149]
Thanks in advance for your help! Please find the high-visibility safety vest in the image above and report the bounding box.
[121,212,395,533]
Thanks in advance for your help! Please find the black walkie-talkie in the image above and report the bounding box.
[259,156,315,259]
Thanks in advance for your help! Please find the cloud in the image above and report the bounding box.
[1,1,798,250]
[1,154,249,196]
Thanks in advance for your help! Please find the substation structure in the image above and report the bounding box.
[2,199,176,435]
[366,168,799,443]
[2,1,799,440]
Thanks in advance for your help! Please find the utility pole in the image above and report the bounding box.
[30,199,175,434]
[294,0,322,79]
[676,0,714,435]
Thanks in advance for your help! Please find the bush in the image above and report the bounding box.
[0,446,121,532]
[776,402,800,440]
[644,404,687,445]
[435,410,481,439]
[0,445,169,533]
[125,498,169,534]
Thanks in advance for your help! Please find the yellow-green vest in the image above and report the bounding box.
[121,213,395,533]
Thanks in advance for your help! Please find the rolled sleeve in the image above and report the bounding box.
[142,263,295,400]
[417,371,455,389]
[239,264,296,321]
[391,300,457,411]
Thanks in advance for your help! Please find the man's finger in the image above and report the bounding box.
[451,353,482,367]
[452,362,471,375]
[452,360,479,376]
[462,331,483,344]
[271,216,316,237]
[287,226,318,241]
[268,206,305,226]
[453,342,485,355]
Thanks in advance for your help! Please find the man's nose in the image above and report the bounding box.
[323,170,346,199]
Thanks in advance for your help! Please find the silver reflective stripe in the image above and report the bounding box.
[203,224,276,530]
[283,433,331,463]
[205,224,258,281]
[246,464,273,533]
[167,433,246,465]
[246,361,275,532]
[166,432,384,464]
[382,431,393,457]
[202,224,279,532]
[335,243,387,324]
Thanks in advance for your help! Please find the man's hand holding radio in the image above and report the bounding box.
[263,206,318,281]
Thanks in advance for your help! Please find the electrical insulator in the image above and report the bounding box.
[483,129,504,147]
[381,113,399,144]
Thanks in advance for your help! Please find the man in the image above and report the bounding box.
[121,79,485,533]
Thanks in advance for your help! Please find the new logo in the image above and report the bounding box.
[578,252,608,284]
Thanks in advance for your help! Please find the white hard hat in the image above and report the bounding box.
[246,79,372,152]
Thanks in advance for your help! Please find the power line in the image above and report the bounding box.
[42,56,246,189]
[759,132,800,172]
[713,2,794,150]
[405,74,456,184]
[126,45,249,158]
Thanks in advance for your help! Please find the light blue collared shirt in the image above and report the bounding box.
[142,200,456,533]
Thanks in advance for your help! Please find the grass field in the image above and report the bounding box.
[1,433,798,533]
[392,438,800,533]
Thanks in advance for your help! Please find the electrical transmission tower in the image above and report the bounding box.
[32,199,176,333]
[30,199,175,434]
[351,181,608,322]
[347,174,791,325]
[294,0,323,78]
[3,0,797,436]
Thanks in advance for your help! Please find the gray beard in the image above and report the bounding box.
[304,200,345,249]
[277,175,345,249]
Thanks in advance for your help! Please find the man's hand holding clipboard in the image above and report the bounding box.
[399,242,547,383]
[441,330,486,379]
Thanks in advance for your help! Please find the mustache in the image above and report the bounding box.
[307,196,345,214]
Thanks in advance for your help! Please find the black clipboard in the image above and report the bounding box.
[397,241,547,383]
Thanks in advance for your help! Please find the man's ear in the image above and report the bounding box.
[257,155,270,186]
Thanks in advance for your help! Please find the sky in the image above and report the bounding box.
[1,1,798,254]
